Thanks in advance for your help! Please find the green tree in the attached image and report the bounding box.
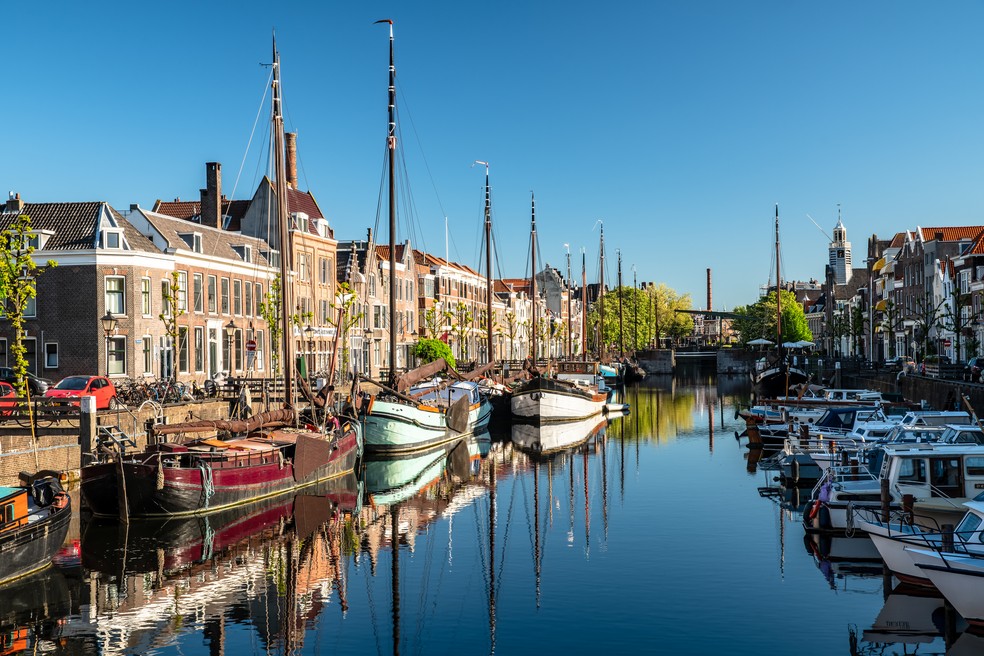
[159,270,185,379]
[412,338,456,369]
[327,282,364,384]
[451,302,473,362]
[0,215,56,398]
[504,310,518,359]
[732,290,811,345]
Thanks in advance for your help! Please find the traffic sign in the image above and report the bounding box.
[245,339,257,352]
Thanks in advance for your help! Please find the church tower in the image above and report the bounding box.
[828,207,852,285]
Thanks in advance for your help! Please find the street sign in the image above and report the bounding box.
[944,339,952,348]
[245,339,257,352]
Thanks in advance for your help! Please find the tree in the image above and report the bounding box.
[423,306,442,338]
[589,284,693,353]
[940,291,978,363]
[450,302,473,362]
[159,271,185,379]
[910,293,944,361]
[326,282,363,384]
[258,272,312,378]
[849,304,868,358]
[504,310,518,360]
[412,338,456,369]
[732,290,811,345]
[0,215,55,398]
[878,299,905,359]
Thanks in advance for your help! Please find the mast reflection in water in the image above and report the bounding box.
[17,369,984,654]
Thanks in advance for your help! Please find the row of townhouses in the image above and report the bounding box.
[0,145,587,383]
[790,214,984,363]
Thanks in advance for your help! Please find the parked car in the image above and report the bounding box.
[0,367,51,395]
[44,376,118,410]
[885,356,915,371]
[0,381,17,417]
[966,356,984,381]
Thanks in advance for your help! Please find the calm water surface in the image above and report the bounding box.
[4,367,975,655]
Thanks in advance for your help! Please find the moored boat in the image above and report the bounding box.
[0,477,72,585]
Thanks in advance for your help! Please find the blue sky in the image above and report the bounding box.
[4,1,984,309]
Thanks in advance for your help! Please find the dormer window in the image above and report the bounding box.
[290,212,309,233]
[179,232,203,253]
[262,249,280,269]
[24,229,54,251]
[102,228,123,250]
[232,245,253,263]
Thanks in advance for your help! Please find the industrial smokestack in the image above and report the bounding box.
[706,268,712,312]
[200,162,222,229]
[285,132,298,189]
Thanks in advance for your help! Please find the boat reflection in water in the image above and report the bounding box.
[360,431,493,656]
[0,565,76,655]
[854,583,967,652]
[72,474,361,655]
[510,414,607,457]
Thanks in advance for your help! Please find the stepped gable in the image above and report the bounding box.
[139,208,273,265]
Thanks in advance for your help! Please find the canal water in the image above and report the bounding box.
[3,365,976,655]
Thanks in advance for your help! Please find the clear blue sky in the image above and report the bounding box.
[4,1,984,310]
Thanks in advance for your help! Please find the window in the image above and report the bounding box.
[369,275,376,296]
[161,280,171,316]
[108,337,126,375]
[193,273,204,312]
[105,276,125,315]
[178,327,189,373]
[898,458,927,484]
[102,229,123,249]
[255,283,263,316]
[320,258,328,285]
[255,329,264,371]
[141,278,152,316]
[44,342,57,369]
[967,457,984,476]
[235,328,244,372]
[177,271,188,312]
[233,279,242,315]
[244,281,253,317]
[24,296,35,318]
[321,299,329,324]
[179,232,203,253]
[207,275,217,313]
[299,254,309,281]
[142,336,152,374]
[221,278,230,314]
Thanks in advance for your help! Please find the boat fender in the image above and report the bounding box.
[531,392,541,401]
[806,500,822,522]
[51,492,69,510]
[366,395,375,416]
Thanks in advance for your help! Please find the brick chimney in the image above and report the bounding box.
[200,162,223,229]
[706,268,712,312]
[285,132,298,189]
[5,192,23,213]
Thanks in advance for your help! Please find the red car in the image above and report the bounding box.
[44,376,118,410]
[0,381,16,417]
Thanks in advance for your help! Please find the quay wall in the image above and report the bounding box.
[636,350,674,374]
[0,399,236,487]
[717,349,755,374]
[845,371,984,414]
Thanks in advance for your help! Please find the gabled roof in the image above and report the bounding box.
[918,226,984,243]
[375,244,409,264]
[411,249,480,277]
[0,201,158,253]
[152,198,251,231]
[959,229,984,257]
[889,232,906,248]
[136,208,274,267]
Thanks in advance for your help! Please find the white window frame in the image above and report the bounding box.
[44,342,58,369]
[105,276,126,315]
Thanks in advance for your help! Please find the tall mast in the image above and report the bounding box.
[581,249,587,362]
[272,36,294,400]
[565,244,572,359]
[478,161,493,364]
[775,204,783,365]
[617,249,625,357]
[377,19,398,387]
[633,267,638,353]
[599,222,606,360]
[530,193,538,362]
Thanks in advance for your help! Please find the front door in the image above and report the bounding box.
[930,457,963,498]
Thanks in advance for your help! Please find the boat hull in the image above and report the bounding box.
[363,398,492,454]
[752,366,808,398]
[0,500,71,586]
[510,377,606,424]
[82,428,360,518]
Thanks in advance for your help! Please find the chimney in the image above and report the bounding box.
[706,268,712,312]
[5,192,23,213]
[200,162,223,229]
[285,132,298,189]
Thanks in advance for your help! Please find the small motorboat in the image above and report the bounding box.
[0,477,72,585]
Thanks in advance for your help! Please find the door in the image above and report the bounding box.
[929,457,963,498]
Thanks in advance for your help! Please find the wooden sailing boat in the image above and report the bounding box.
[752,205,808,397]
[79,38,361,519]
[358,21,491,454]
[510,195,607,423]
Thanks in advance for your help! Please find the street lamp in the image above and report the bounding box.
[101,311,118,376]
[224,319,237,376]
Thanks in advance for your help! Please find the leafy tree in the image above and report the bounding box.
[423,306,442,338]
[732,290,811,345]
[258,272,312,378]
[504,310,518,359]
[0,215,56,398]
[326,282,364,384]
[450,301,473,362]
[589,284,692,353]
[412,338,456,369]
[159,271,185,379]
[849,304,868,358]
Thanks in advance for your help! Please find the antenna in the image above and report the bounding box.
[591,219,603,231]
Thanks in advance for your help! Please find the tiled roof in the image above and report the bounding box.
[0,201,158,252]
[375,244,409,263]
[918,226,984,242]
[960,229,984,256]
[411,249,480,277]
[889,232,906,248]
[151,198,251,232]
[138,209,273,267]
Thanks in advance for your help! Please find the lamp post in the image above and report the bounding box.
[224,319,237,376]
[101,311,118,376]
[304,324,315,379]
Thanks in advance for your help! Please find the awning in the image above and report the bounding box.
[872,257,887,272]
[875,299,888,311]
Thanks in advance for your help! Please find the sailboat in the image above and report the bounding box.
[751,205,808,397]
[79,38,361,519]
[510,195,607,423]
[357,21,491,454]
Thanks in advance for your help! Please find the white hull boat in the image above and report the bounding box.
[510,376,606,424]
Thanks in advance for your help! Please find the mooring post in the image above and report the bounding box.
[902,494,914,525]
[799,424,809,448]
[79,395,97,467]
[880,478,891,523]
[942,524,955,553]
